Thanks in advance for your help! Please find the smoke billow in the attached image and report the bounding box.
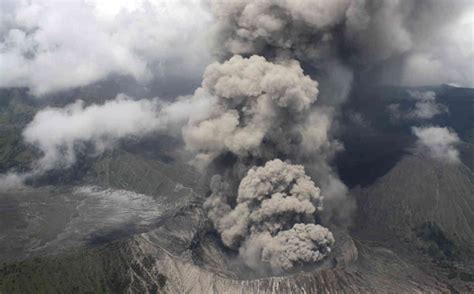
[188,50,350,269]
[187,57,345,271]
[182,55,338,167]
[406,91,448,120]
[1,0,472,275]
[182,54,350,232]
[204,159,334,274]
[210,0,474,88]
[412,126,461,164]
[387,90,448,121]
[192,0,472,273]
[209,0,354,108]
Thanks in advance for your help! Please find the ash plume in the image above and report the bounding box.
[210,0,474,88]
[1,0,472,275]
[183,55,337,167]
[182,54,351,229]
[204,159,334,274]
[193,0,473,273]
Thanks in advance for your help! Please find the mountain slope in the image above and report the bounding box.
[353,152,474,254]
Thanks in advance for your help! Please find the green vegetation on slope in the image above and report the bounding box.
[415,222,457,261]
[0,241,167,294]
[0,89,38,173]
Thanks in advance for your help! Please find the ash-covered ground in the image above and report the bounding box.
[1,85,473,293]
[1,1,473,293]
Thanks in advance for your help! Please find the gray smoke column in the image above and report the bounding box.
[210,0,474,88]
[204,159,335,274]
[199,1,473,236]
[180,39,350,274]
[210,0,348,61]
[188,0,474,273]
[183,55,338,168]
[209,0,354,107]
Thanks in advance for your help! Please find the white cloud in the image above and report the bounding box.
[387,91,448,121]
[21,93,215,172]
[401,8,474,87]
[23,96,163,170]
[407,91,448,119]
[412,126,461,163]
[0,172,28,191]
[0,0,213,96]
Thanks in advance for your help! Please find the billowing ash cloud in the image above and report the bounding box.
[1,0,470,273]
[210,0,348,58]
[193,0,474,273]
[182,55,338,167]
[400,8,474,87]
[204,159,334,274]
[209,0,353,107]
[0,0,213,96]
[22,94,215,172]
[387,90,448,121]
[210,0,474,88]
[182,55,351,229]
[412,126,461,163]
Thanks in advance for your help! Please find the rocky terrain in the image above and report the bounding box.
[0,85,473,293]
